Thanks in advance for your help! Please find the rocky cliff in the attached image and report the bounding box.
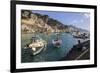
[21,10,69,34]
[21,10,88,34]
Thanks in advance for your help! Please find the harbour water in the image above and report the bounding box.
[21,33,78,63]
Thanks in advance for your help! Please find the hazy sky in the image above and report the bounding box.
[32,10,90,31]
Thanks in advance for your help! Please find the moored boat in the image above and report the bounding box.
[52,39,62,48]
[24,36,47,55]
[52,33,62,48]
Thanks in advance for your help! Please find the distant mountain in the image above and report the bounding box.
[68,25,89,33]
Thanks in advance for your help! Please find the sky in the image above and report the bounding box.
[32,10,90,31]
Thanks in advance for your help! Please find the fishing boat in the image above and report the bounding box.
[24,36,47,55]
[52,33,62,48]
[73,33,88,39]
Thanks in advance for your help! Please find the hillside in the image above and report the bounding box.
[21,10,88,34]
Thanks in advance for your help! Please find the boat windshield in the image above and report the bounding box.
[31,36,40,42]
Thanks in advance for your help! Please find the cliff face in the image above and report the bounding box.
[21,10,69,34]
[21,10,88,34]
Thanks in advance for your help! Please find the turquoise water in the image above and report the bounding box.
[21,33,78,63]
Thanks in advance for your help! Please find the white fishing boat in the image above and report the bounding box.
[24,36,47,55]
[52,39,62,48]
[52,33,62,48]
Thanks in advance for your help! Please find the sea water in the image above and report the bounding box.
[21,33,78,62]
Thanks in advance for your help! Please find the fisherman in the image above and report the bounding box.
[78,40,83,51]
